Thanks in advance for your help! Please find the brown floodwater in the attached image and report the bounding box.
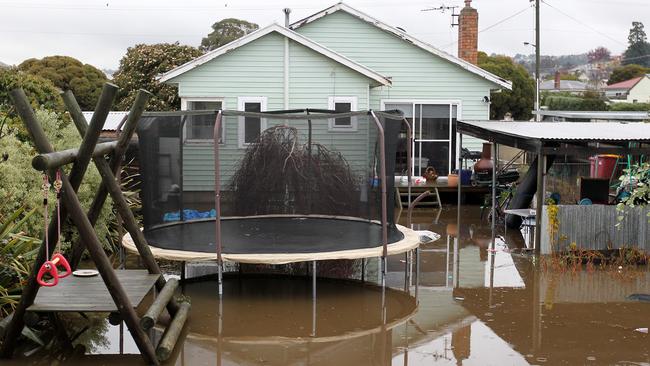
[10,206,650,365]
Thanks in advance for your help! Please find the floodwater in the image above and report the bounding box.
[15,207,650,365]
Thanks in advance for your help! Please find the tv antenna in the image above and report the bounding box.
[421,4,460,27]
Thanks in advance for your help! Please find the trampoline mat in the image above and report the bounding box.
[144,216,405,254]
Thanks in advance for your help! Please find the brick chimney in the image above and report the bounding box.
[554,71,561,89]
[458,0,478,65]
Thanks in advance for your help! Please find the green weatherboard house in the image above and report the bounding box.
[159,2,512,191]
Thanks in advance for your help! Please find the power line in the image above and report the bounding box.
[439,4,533,48]
[540,0,627,47]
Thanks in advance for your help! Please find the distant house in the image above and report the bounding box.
[603,74,650,103]
[159,2,511,189]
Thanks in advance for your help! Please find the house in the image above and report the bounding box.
[603,74,650,103]
[159,1,511,190]
[540,72,589,94]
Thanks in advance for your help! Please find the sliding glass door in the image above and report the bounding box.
[385,102,458,176]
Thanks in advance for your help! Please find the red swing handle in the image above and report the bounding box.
[51,253,71,279]
[37,261,59,287]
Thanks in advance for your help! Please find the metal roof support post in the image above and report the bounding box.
[491,143,497,249]
[534,151,545,254]
[213,111,224,295]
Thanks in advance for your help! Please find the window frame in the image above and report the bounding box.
[180,97,225,144]
[327,96,358,132]
[237,96,268,148]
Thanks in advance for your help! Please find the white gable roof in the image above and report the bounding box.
[159,23,391,86]
[290,3,512,90]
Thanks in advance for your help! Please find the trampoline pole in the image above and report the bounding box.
[213,111,224,297]
[414,247,420,302]
[403,252,409,292]
[312,260,316,337]
[361,258,366,282]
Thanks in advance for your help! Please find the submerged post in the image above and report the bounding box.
[213,111,224,295]
[535,151,545,254]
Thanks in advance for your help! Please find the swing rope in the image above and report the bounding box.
[53,170,62,255]
[42,173,50,261]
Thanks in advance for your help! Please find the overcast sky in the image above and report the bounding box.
[1,0,647,70]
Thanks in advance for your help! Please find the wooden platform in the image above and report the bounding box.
[28,270,160,312]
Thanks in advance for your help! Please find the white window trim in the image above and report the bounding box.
[237,96,268,148]
[328,96,358,132]
[180,97,225,144]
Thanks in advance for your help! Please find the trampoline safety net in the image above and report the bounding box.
[136,109,407,255]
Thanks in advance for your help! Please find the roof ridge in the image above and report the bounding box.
[290,2,512,90]
[158,23,391,86]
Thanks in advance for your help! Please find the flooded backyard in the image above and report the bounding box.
[12,206,650,365]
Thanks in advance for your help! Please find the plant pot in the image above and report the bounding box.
[448,173,459,187]
[474,142,494,175]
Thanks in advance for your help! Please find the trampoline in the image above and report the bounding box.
[123,215,419,264]
[125,109,427,290]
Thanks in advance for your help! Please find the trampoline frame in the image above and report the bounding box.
[210,110,414,294]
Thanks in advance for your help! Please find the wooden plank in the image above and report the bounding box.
[28,270,159,312]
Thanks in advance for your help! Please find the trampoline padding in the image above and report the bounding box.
[123,215,421,264]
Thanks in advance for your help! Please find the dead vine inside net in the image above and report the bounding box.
[230,126,360,216]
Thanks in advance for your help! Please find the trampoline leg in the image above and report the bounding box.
[312,260,317,337]
[381,256,386,289]
[414,248,420,303]
[180,261,185,282]
[217,261,223,296]
[404,251,410,293]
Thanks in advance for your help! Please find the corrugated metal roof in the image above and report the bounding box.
[539,79,588,91]
[535,110,650,121]
[602,75,645,90]
[82,111,129,131]
[459,121,650,141]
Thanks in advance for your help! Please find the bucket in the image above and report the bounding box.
[459,169,472,185]
[589,155,619,179]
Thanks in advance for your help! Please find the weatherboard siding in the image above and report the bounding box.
[170,32,377,190]
[295,10,494,150]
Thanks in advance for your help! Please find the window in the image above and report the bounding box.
[328,96,358,131]
[383,101,460,176]
[237,97,267,147]
[182,98,224,143]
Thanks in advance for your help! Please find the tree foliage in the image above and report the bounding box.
[478,52,535,120]
[200,18,259,52]
[543,95,607,111]
[0,109,115,252]
[17,56,107,110]
[0,68,64,139]
[113,43,202,111]
[607,64,650,85]
[587,46,611,64]
[623,22,650,67]
[609,102,650,111]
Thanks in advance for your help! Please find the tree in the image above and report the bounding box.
[18,56,107,110]
[113,43,202,111]
[0,68,64,139]
[623,22,650,67]
[607,64,650,85]
[587,47,611,64]
[200,18,259,52]
[478,52,535,120]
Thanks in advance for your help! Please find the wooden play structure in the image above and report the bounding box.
[0,83,189,365]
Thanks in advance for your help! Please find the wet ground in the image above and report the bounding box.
[11,206,650,365]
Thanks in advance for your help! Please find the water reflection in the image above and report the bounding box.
[61,207,650,365]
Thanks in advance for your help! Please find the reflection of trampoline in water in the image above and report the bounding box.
[153,277,417,364]
[125,109,427,291]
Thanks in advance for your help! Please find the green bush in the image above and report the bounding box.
[544,95,608,111]
[608,102,650,111]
